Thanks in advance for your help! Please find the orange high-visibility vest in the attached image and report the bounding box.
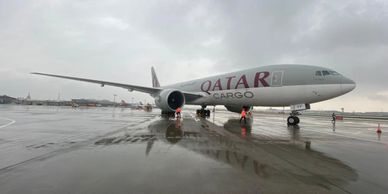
[176,107,182,113]
[241,110,246,117]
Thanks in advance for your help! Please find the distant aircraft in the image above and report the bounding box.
[32,64,355,125]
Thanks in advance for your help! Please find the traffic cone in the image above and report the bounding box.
[377,123,382,133]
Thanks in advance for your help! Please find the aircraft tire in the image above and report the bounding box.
[196,109,210,117]
[287,116,297,125]
[295,116,300,124]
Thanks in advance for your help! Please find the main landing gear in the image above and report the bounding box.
[196,105,211,117]
[287,111,300,126]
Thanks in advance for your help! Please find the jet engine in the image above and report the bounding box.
[155,89,185,112]
[225,105,253,113]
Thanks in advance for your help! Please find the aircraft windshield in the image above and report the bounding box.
[329,71,340,75]
[315,70,340,76]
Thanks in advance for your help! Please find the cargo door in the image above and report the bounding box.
[271,71,283,87]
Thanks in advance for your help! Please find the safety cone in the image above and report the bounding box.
[377,123,382,133]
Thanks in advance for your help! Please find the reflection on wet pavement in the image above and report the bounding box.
[94,116,358,193]
[0,105,388,194]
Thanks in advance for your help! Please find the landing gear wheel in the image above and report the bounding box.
[196,106,211,117]
[287,116,299,125]
[295,116,300,124]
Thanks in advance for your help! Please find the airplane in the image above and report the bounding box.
[31,64,356,125]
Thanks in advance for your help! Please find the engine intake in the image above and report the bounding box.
[155,89,185,112]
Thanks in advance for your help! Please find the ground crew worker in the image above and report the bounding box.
[176,107,182,118]
[240,108,247,124]
[332,113,336,124]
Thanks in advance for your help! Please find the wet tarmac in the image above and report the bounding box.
[0,105,387,194]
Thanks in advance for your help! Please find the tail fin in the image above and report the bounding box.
[151,67,160,88]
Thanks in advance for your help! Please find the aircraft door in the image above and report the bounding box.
[271,71,283,87]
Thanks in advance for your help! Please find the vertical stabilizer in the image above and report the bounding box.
[151,67,160,88]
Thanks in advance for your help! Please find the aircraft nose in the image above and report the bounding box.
[341,77,356,93]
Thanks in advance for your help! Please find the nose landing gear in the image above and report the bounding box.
[287,103,310,126]
[287,111,300,126]
[287,116,300,125]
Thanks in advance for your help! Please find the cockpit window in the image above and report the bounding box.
[329,71,340,75]
[316,70,340,76]
[322,71,330,76]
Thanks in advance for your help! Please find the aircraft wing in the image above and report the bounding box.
[31,72,207,100]
[31,72,161,94]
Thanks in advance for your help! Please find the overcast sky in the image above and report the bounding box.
[1,0,387,112]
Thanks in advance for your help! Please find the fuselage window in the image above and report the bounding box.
[315,71,322,76]
[322,71,330,76]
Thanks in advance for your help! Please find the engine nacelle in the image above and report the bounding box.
[155,89,185,112]
[225,105,253,113]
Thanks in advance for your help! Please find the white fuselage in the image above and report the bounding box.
[164,64,356,107]
[31,64,356,111]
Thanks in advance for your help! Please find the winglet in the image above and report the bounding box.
[151,67,160,88]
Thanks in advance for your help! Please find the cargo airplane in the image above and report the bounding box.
[32,64,355,125]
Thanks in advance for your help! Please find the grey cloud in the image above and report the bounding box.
[0,0,387,111]
[367,90,388,102]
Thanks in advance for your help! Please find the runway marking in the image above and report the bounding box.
[0,117,16,129]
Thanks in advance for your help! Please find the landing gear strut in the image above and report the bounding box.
[287,111,300,126]
[196,105,211,117]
